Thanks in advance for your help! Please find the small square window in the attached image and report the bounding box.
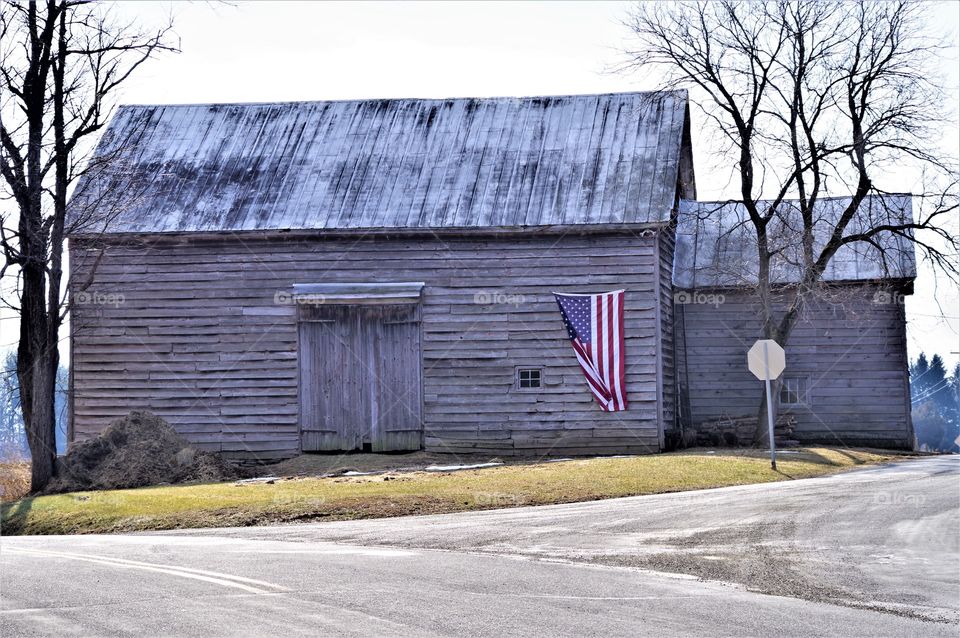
[780,377,808,406]
[516,368,543,390]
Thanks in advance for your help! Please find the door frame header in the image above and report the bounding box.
[292,282,425,305]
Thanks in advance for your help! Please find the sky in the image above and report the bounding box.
[2,0,958,366]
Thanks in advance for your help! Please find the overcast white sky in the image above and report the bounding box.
[2,1,958,366]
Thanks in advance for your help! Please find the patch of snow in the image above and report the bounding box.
[234,476,281,484]
[545,458,575,463]
[424,462,503,472]
[341,470,380,476]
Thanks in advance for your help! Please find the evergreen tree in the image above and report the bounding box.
[910,353,931,399]
[947,363,960,429]
[927,355,952,413]
[928,354,948,382]
[911,353,960,453]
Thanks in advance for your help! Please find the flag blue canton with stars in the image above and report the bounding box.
[557,294,592,343]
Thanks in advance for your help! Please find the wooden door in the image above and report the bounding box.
[369,305,423,451]
[299,304,422,452]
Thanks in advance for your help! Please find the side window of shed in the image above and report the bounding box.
[780,377,808,406]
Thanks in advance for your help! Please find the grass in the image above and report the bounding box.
[0,447,905,536]
[0,461,31,504]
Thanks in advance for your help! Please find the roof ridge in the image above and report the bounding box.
[116,89,687,110]
[681,193,913,205]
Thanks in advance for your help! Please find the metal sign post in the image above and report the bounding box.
[748,339,786,471]
[763,342,777,471]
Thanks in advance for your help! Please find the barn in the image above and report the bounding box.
[66,91,915,461]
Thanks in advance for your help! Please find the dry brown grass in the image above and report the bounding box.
[0,461,31,503]
[1,447,909,535]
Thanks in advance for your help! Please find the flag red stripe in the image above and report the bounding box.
[570,340,611,402]
[612,291,626,410]
[593,295,602,386]
[603,294,617,407]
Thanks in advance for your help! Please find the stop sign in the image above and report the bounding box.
[748,339,785,380]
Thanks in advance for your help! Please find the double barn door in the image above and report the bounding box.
[299,304,422,451]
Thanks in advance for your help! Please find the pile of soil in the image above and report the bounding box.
[45,411,241,494]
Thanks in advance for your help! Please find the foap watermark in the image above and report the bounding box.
[871,290,906,306]
[873,492,925,506]
[674,290,725,307]
[274,290,327,305]
[473,491,524,507]
[72,290,125,307]
[473,290,527,307]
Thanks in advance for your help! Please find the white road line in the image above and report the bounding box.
[223,548,416,557]
[6,548,288,595]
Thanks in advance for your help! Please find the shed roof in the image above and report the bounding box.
[68,91,690,235]
[673,195,917,288]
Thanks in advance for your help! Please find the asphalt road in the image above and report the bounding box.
[2,455,958,637]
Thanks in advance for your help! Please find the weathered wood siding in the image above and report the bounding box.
[678,287,913,448]
[672,301,692,432]
[655,229,676,447]
[69,231,668,460]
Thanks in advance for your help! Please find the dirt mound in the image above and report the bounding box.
[45,411,241,494]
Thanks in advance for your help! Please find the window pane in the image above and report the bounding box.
[780,378,805,405]
[517,368,542,389]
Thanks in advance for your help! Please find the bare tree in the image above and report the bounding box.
[625,0,959,445]
[0,1,175,490]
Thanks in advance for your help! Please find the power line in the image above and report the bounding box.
[908,312,960,320]
[911,378,955,404]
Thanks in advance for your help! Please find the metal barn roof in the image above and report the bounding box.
[68,91,690,234]
[673,195,917,287]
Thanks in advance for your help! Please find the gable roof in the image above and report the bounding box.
[68,91,690,235]
[673,195,917,288]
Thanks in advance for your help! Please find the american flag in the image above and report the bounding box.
[553,290,628,412]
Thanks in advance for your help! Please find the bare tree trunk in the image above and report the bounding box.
[1,2,173,491]
[27,348,57,488]
[20,249,58,487]
[752,226,778,446]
